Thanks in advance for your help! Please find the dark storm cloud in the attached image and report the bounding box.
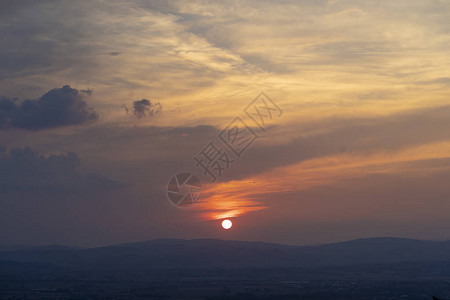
[0,85,98,130]
[0,147,122,194]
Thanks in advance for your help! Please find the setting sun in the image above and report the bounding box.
[221,219,232,230]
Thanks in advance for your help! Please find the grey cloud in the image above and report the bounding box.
[0,147,123,194]
[415,77,450,86]
[4,103,449,186]
[240,53,298,74]
[133,99,151,118]
[0,1,101,81]
[222,104,450,181]
[133,0,178,14]
[0,124,220,190]
[128,99,162,119]
[304,41,394,64]
[0,85,98,130]
[0,0,56,16]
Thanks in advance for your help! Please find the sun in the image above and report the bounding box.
[221,219,232,230]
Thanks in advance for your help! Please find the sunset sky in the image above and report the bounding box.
[1,0,450,247]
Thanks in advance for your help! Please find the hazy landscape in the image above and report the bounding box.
[1,237,450,299]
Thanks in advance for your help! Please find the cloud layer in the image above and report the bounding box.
[0,147,122,193]
[0,85,98,130]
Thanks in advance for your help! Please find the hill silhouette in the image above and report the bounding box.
[1,237,450,270]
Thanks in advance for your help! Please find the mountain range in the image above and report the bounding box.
[1,237,450,272]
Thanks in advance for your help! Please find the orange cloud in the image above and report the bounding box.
[195,141,450,220]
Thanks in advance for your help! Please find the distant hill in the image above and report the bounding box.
[1,237,450,272]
